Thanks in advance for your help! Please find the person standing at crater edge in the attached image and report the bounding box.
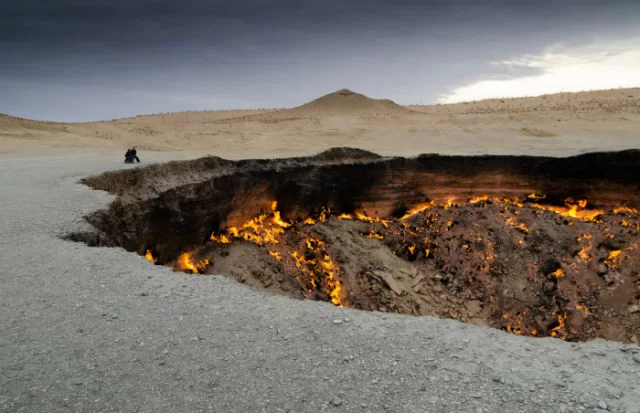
[124,147,141,163]
[130,147,140,163]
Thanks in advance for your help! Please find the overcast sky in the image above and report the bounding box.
[2,0,640,121]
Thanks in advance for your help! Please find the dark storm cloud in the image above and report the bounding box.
[4,0,638,21]
[4,0,640,45]
[2,0,640,121]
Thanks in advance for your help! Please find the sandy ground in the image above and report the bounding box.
[1,89,640,412]
[1,88,639,158]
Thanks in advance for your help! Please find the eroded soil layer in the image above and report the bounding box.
[70,148,640,343]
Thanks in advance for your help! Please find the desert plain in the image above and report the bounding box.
[2,87,640,158]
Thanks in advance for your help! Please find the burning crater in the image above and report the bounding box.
[70,148,640,344]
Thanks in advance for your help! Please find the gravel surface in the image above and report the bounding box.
[1,154,639,413]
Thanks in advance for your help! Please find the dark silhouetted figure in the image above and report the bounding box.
[124,147,140,163]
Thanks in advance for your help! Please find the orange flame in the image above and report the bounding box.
[576,233,592,262]
[527,193,546,201]
[322,253,343,306]
[271,201,292,228]
[192,195,637,325]
[178,253,211,274]
[502,312,525,335]
[144,249,157,263]
[362,230,384,239]
[289,238,344,306]
[501,197,524,208]
[608,250,622,260]
[400,201,435,220]
[355,211,390,227]
[577,248,590,262]
[533,199,603,221]
[469,195,490,204]
[269,250,282,260]
[210,233,230,244]
[577,233,592,241]
[550,312,567,338]
[505,217,530,233]
[613,205,638,215]
[230,214,283,245]
[443,198,456,209]
[603,248,628,269]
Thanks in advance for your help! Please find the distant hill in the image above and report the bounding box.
[222,89,416,123]
[292,88,414,115]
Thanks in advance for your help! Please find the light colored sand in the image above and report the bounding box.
[2,88,639,159]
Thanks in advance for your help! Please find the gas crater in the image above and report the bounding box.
[68,147,640,344]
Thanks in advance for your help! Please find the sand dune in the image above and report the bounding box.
[409,88,640,115]
[292,88,414,116]
[1,88,639,158]
[215,89,414,124]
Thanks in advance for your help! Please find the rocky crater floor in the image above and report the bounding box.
[70,148,640,344]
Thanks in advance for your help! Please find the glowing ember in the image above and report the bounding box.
[575,305,589,313]
[551,268,566,278]
[356,211,389,227]
[608,250,622,260]
[502,312,525,335]
[527,193,546,201]
[577,234,591,242]
[269,250,282,260]
[576,233,593,262]
[501,197,524,208]
[469,195,490,204]
[505,217,530,234]
[577,248,590,262]
[550,312,567,338]
[362,230,384,239]
[443,198,456,209]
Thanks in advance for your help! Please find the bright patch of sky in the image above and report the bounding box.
[439,39,640,103]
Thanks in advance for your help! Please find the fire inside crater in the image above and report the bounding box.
[70,148,640,344]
